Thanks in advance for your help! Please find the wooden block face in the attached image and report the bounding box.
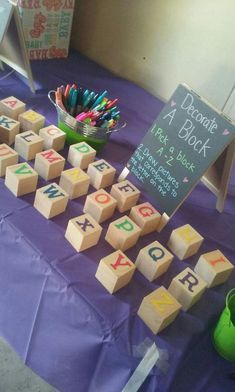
[18,110,45,133]
[136,241,173,282]
[14,131,43,160]
[0,115,20,145]
[39,125,66,151]
[83,189,117,223]
[65,213,102,252]
[167,224,204,260]
[34,183,69,219]
[95,250,136,293]
[194,250,234,288]
[68,142,96,169]
[34,149,65,180]
[137,286,182,334]
[130,202,161,235]
[0,144,18,177]
[105,215,141,251]
[110,180,140,212]
[59,167,90,199]
[0,96,26,120]
[87,159,116,189]
[168,267,207,311]
[5,162,38,196]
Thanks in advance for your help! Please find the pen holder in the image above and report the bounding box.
[48,90,126,152]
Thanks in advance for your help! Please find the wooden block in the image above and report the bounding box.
[130,202,161,235]
[0,96,26,120]
[105,215,141,251]
[0,144,18,177]
[167,224,204,260]
[137,286,182,334]
[18,110,45,133]
[95,250,136,293]
[83,189,117,223]
[14,131,43,160]
[194,250,234,288]
[110,180,140,212]
[34,149,65,180]
[39,125,66,151]
[5,162,38,196]
[87,159,116,189]
[65,213,102,252]
[34,183,69,219]
[59,167,90,199]
[136,241,173,282]
[0,115,20,145]
[67,142,96,169]
[168,267,207,311]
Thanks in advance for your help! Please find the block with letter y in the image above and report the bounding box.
[34,183,69,219]
[5,162,38,196]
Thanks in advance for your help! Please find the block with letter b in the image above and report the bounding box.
[0,96,26,120]
[130,202,161,235]
[5,162,38,196]
[111,180,140,212]
[87,159,116,189]
[136,241,173,282]
[34,183,69,219]
[83,189,117,223]
[0,144,18,177]
[34,149,65,180]
[65,213,102,252]
[105,215,141,251]
[137,286,182,334]
[0,115,20,145]
[39,125,66,151]
[194,250,234,288]
[18,110,45,133]
[167,224,204,260]
[68,142,96,169]
[168,267,207,311]
[14,131,43,160]
[95,250,136,293]
[59,167,90,199]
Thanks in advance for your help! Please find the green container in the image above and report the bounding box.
[213,288,235,362]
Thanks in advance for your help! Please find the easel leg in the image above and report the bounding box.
[157,213,170,232]
[216,140,235,212]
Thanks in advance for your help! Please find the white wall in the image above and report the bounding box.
[71,0,235,113]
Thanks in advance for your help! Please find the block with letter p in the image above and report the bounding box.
[34,183,69,219]
[87,159,116,189]
[105,215,141,251]
[34,149,65,180]
[0,144,18,177]
[18,110,45,133]
[59,167,90,199]
[0,96,26,120]
[5,162,38,196]
[14,131,43,160]
[83,189,117,223]
[167,224,204,260]
[0,115,20,145]
[39,125,66,151]
[68,142,96,169]
[111,180,140,212]
[130,202,161,235]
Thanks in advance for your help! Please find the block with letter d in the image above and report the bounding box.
[0,144,18,177]
[83,189,117,223]
[65,213,102,252]
[87,159,116,189]
[95,250,136,293]
[5,162,38,196]
[18,110,45,133]
[34,183,69,219]
[168,267,207,311]
[39,125,66,151]
[167,224,204,260]
[14,131,43,160]
[130,202,161,235]
[0,115,20,145]
[0,96,26,120]
[137,286,182,334]
[111,180,140,212]
[59,167,90,199]
[34,149,65,180]
[105,215,141,251]
[68,141,96,169]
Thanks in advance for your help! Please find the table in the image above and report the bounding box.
[0,50,235,392]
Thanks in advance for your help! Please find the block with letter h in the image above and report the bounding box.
[59,167,90,199]
[34,183,69,219]
[5,162,38,196]
[18,109,45,133]
[14,131,43,160]
[167,224,204,260]
[0,96,26,120]
[130,202,161,235]
[105,215,141,251]
[0,115,20,145]
[65,213,102,252]
[87,159,116,189]
[39,125,66,151]
[68,141,96,169]
[137,286,182,334]
[0,144,18,177]
[34,149,65,180]
[95,250,136,293]
[83,189,117,223]
[111,180,140,212]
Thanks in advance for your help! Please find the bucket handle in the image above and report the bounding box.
[226,288,235,327]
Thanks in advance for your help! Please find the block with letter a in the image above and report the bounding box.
[5,162,38,196]
[39,125,66,151]
[0,143,18,177]
[34,149,65,180]
[0,96,26,120]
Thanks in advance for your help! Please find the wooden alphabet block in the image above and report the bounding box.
[83,189,117,223]
[0,96,26,120]
[14,131,43,160]
[105,215,141,251]
[18,110,45,133]
[65,213,102,252]
[167,224,204,260]
[5,162,38,196]
[59,167,90,199]
[129,202,161,235]
[110,180,140,212]
[68,142,96,169]
[34,183,69,219]
[34,149,65,180]
[0,115,20,145]
[39,125,66,151]
[137,286,182,334]
[194,250,234,288]
[0,144,18,177]
[136,241,173,282]
[168,267,207,311]
[87,159,116,189]
[95,250,136,293]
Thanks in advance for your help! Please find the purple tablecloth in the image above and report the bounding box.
[0,50,235,392]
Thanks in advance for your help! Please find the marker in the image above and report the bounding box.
[82,89,90,106]
[106,98,118,109]
[83,91,95,109]
[91,90,108,109]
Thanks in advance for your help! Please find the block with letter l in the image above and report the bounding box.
[34,149,65,180]
[105,215,141,251]
[34,183,69,219]
[5,162,38,196]
[14,131,43,160]
[111,180,140,212]
[87,159,116,189]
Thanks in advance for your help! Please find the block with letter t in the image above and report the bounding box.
[111,180,140,212]
[0,115,20,145]
[34,183,69,219]
[5,162,38,196]
[34,149,65,180]
[129,202,161,235]
[0,144,18,177]
[0,96,26,120]
[87,159,116,189]
[105,215,141,251]
[68,141,96,169]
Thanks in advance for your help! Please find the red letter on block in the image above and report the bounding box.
[41,150,62,163]
[111,253,131,270]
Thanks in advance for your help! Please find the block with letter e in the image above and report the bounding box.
[18,110,45,133]
[95,250,136,293]
[68,141,96,169]
[0,115,20,145]
[5,162,38,196]
[14,131,43,160]
[137,286,182,334]
[34,183,69,219]
[87,159,116,189]
[167,224,204,260]
[59,167,90,199]
[34,149,65,180]
[111,180,140,212]
[83,189,117,223]
[0,96,26,120]
[194,250,234,288]
[39,125,66,151]
[168,267,207,311]
[130,202,161,235]
[105,215,141,251]
[0,144,18,177]
[65,213,102,252]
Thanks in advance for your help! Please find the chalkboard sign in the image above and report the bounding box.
[127,84,235,216]
[0,0,13,44]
